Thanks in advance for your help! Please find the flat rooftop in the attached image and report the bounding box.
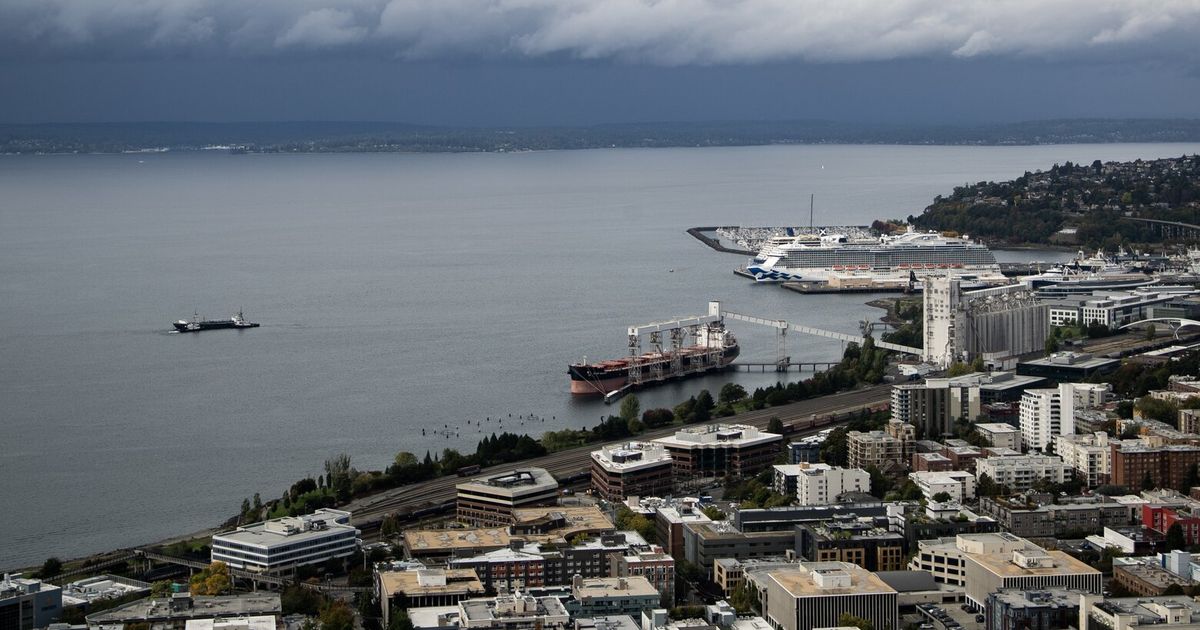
[403,528,511,552]
[87,595,281,624]
[212,509,355,549]
[571,577,658,600]
[593,443,672,472]
[975,423,1019,434]
[457,468,558,496]
[378,568,485,596]
[61,576,150,606]
[767,563,896,597]
[654,424,780,449]
[973,549,1099,578]
[184,617,277,630]
[511,506,614,537]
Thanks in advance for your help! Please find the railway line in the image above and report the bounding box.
[346,384,892,530]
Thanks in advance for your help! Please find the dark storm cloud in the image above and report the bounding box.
[3,0,1200,64]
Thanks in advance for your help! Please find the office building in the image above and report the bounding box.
[975,455,1069,492]
[654,500,712,560]
[61,576,150,614]
[909,471,976,503]
[402,528,511,563]
[456,468,559,527]
[377,567,485,622]
[713,557,795,599]
[210,508,359,572]
[1017,352,1120,381]
[681,521,795,577]
[762,563,898,630]
[1,575,61,630]
[1046,288,1198,330]
[652,424,782,479]
[957,533,1101,610]
[590,443,674,503]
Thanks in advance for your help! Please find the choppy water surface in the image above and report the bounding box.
[4,142,1197,567]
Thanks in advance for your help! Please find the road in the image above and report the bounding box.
[344,383,892,528]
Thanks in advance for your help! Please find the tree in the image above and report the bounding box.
[719,383,747,405]
[1143,471,1157,492]
[619,395,641,424]
[188,561,231,596]
[642,408,673,428]
[319,600,355,630]
[839,613,874,630]
[1147,324,1157,341]
[695,390,715,423]
[767,416,784,434]
[1168,523,1187,551]
[282,585,325,616]
[38,557,63,579]
[150,580,174,598]
[1045,336,1060,356]
[393,452,418,467]
[1182,464,1200,494]
[932,491,953,503]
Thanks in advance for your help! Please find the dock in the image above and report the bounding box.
[688,226,756,256]
[734,361,840,372]
[782,282,910,294]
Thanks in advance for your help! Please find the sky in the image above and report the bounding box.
[2,0,1200,126]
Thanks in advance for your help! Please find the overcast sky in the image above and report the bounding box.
[3,0,1200,125]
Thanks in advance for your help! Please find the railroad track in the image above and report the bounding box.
[347,384,891,527]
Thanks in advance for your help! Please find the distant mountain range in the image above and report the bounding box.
[3,118,1200,154]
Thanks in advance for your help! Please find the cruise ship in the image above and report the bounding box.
[744,227,1005,286]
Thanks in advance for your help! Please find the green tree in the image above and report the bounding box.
[1168,522,1187,551]
[695,390,715,422]
[620,395,641,424]
[282,585,325,616]
[642,408,674,428]
[150,581,174,598]
[839,613,875,630]
[38,557,63,579]
[1045,336,1060,356]
[932,491,953,503]
[719,383,748,405]
[393,452,418,467]
[1182,464,1200,493]
[701,505,726,521]
[767,416,784,434]
[1147,324,1157,341]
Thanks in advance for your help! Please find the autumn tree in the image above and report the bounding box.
[188,561,231,596]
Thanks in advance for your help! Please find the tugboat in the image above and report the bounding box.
[173,310,259,332]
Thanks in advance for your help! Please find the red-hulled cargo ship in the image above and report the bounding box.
[568,322,739,395]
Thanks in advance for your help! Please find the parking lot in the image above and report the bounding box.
[916,603,984,630]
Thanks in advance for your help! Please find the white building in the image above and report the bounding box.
[975,455,1070,492]
[974,423,1021,451]
[1020,383,1110,451]
[211,508,359,572]
[790,464,871,506]
[1055,432,1119,487]
[908,471,976,503]
[1047,287,1199,329]
[761,563,899,630]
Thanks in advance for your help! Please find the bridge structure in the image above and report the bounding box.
[1119,317,1200,340]
[720,309,922,363]
[1125,217,1200,241]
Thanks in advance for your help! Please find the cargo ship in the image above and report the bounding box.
[173,310,259,332]
[569,321,739,395]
